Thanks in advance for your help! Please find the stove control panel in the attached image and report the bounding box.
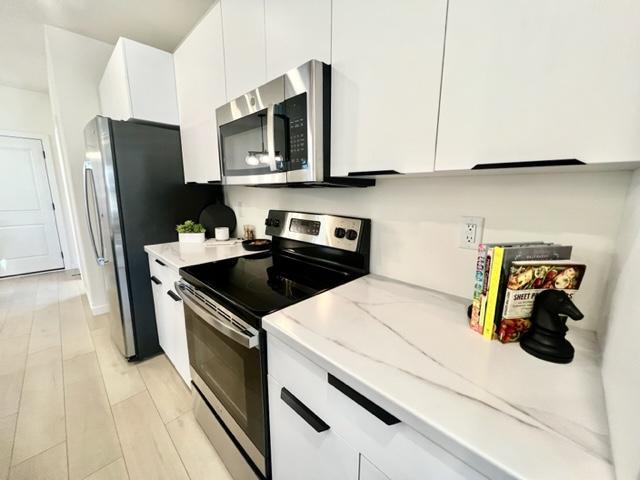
[264,210,370,253]
[290,218,321,236]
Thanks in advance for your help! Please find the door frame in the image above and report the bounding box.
[0,129,73,272]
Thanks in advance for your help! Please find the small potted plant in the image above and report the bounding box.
[176,220,206,244]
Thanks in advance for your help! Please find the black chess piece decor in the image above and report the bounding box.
[520,290,584,364]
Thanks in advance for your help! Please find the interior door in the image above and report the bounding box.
[0,135,64,277]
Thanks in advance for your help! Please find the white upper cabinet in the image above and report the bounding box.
[436,0,640,171]
[174,3,226,183]
[99,38,179,125]
[330,0,448,177]
[221,0,267,100]
[264,0,331,79]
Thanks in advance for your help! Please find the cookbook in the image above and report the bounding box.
[498,261,586,342]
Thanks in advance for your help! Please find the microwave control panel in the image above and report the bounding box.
[282,93,307,170]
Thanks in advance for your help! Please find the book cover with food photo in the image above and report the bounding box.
[469,242,546,335]
[498,261,586,343]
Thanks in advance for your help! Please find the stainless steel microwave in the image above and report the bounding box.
[215,60,373,187]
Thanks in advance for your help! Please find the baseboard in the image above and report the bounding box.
[90,303,110,316]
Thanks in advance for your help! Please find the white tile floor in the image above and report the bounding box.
[0,271,233,480]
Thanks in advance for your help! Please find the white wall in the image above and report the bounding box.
[601,169,640,480]
[0,84,77,269]
[225,170,630,332]
[0,85,54,133]
[44,26,113,313]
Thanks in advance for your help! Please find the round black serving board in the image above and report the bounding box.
[242,239,272,251]
[198,204,237,238]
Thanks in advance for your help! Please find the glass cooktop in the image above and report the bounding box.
[179,252,358,323]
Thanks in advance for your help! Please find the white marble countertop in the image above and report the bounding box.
[263,274,613,480]
[144,240,253,271]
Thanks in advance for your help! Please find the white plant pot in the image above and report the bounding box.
[178,232,205,244]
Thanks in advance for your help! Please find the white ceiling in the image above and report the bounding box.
[0,0,214,93]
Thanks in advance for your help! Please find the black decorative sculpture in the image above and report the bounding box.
[520,290,584,364]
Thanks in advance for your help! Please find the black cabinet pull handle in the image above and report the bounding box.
[348,170,402,176]
[280,387,330,433]
[150,276,162,285]
[328,374,400,425]
[155,259,166,267]
[472,159,584,170]
[167,290,181,302]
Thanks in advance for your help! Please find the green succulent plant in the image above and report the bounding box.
[176,220,206,234]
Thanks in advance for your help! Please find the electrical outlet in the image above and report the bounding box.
[460,216,485,250]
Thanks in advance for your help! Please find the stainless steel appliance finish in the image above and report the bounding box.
[84,116,134,357]
[176,281,260,349]
[180,281,267,477]
[179,210,371,479]
[264,211,365,253]
[217,60,339,186]
[193,391,259,480]
[192,368,265,475]
[83,116,221,360]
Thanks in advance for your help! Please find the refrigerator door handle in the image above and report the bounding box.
[83,161,107,266]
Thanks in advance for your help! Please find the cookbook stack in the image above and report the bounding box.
[469,242,586,342]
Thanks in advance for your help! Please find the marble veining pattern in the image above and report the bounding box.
[263,274,613,479]
[144,241,252,271]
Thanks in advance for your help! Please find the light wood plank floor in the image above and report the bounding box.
[0,271,233,480]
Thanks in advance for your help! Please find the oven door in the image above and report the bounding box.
[176,281,266,476]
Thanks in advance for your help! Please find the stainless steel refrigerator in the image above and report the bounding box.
[83,116,221,359]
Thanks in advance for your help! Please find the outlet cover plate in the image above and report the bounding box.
[460,216,485,250]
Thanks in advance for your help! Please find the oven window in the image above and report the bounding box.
[184,305,266,455]
[220,109,284,177]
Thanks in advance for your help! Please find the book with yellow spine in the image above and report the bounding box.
[482,246,504,339]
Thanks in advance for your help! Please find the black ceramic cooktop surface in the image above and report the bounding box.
[179,252,357,322]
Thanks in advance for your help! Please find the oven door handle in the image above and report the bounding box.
[175,282,260,349]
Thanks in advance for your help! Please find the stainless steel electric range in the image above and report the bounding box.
[176,210,371,480]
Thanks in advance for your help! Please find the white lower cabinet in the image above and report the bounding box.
[359,455,390,480]
[268,375,359,480]
[148,255,191,386]
[267,335,486,480]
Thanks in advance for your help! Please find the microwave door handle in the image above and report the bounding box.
[175,282,259,349]
[266,105,277,172]
[83,161,106,266]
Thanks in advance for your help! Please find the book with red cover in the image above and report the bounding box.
[498,261,586,343]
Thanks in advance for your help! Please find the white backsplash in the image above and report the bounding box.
[601,169,640,480]
[225,170,630,332]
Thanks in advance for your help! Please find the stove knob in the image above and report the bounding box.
[272,219,280,227]
[265,218,272,226]
[334,227,346,238]
[346,229,358,241]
